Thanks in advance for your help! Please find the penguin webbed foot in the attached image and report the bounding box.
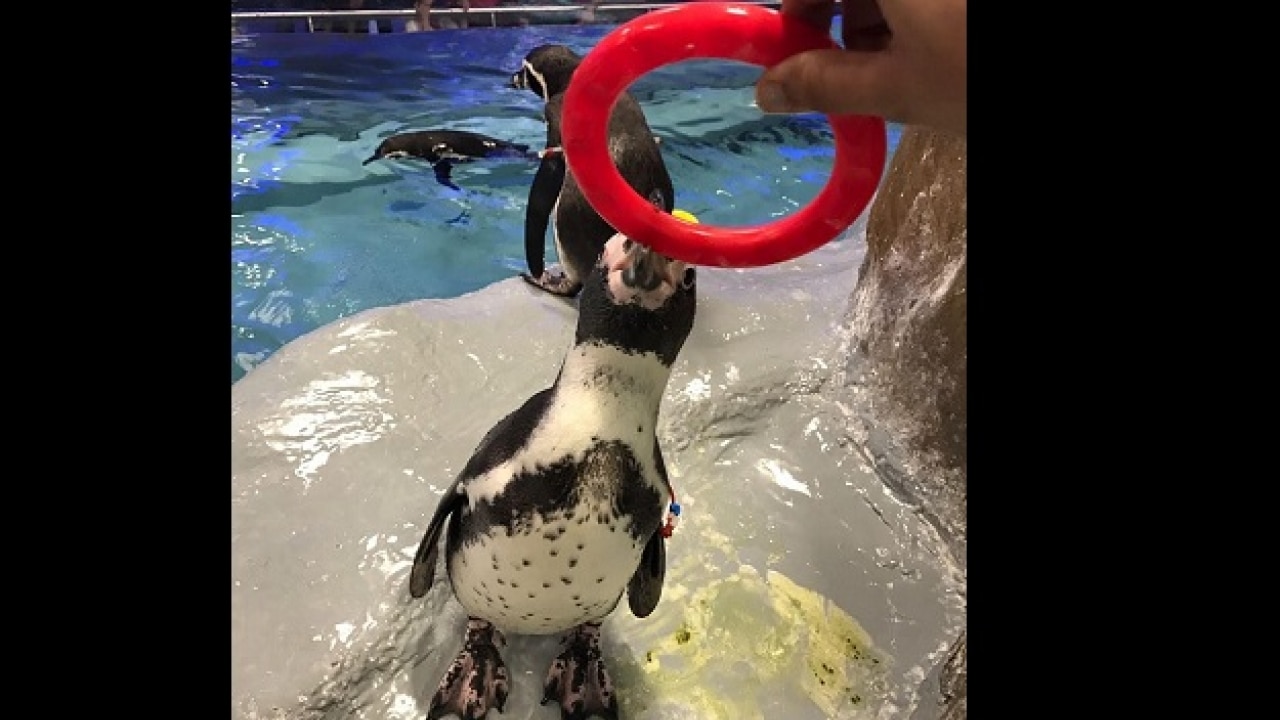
[427,618,510,720]
[541,622,618,720]
[520,269,582,298]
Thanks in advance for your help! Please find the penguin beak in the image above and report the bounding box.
[508,72,524,90]
[622,243,672,291]
[363,141,389,166]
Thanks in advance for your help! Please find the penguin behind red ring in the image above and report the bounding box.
[510,44,676,299]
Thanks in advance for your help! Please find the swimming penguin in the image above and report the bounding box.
[509,45,675,299]
[362,129,536,191]
[407,202,696,720]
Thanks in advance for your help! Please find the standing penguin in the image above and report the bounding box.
[407,207,696,720]
[509,44,675,299]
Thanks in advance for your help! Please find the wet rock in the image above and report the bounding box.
[842,125,967,718]
[231,244,964,719]
[843,125,967,564]
[939,630,967,720]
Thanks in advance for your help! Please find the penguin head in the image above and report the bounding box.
[594,190,697,312]
[575,231,697,367]
[509,45,582,103]
[607,236,696,307]
[362,138,394,166]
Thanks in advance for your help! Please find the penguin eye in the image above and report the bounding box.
[680,268,696,290]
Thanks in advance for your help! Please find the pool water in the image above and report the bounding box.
[230,22,902,384]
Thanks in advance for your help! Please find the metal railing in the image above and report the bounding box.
[230,2,784,31]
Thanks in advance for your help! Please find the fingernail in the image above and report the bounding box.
[756,81,793,113]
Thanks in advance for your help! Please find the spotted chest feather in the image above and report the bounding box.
[446,440,665,634]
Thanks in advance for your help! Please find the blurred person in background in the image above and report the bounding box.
[468,0,502,27]
[576,1,601,24]
[317,0,393,33]
[407,0,471,30]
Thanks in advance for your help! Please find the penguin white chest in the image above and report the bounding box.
[446,348,674,635]
[549,196,580,284]
[448,500,650,635]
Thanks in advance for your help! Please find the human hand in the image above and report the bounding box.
[754,0,966,137]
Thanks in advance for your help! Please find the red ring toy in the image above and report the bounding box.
[561,1,887,268]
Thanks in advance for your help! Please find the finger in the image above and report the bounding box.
[841,0,891,51]
[777,0,835,29]
[754,48,902,120]
[841,0,887,31]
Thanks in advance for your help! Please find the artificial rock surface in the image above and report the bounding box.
[843,126,967,720]
[232,231,965,719]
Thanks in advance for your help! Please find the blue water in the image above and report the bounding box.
[231,23,902,384]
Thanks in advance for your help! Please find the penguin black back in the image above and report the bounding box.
[550,92,675,277]
[512,44,676,300]
[361,129,535,191]
[362,129,531,166]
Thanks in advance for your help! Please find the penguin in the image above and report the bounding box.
[407,198,697,720]
[363,129,537,191]
[509,45,675,299]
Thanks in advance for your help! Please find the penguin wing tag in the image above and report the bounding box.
[626,530,666,618]
[408,480,466,599]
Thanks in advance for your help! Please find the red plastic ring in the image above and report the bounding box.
[561,1,887,268]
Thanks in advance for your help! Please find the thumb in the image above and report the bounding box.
[755,48,898,119]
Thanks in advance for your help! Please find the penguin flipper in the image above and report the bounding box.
[409,480,465,598]
[628,439,672,617]
[432,160,462,192]
[626,530,666,618]
[523,153,565,278]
